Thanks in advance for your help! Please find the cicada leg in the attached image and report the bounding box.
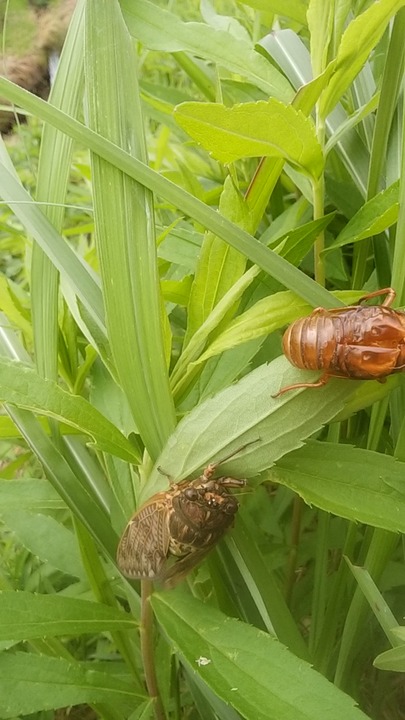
[272,373,330,398]
[358,287,396,307]
[202,439,260,479]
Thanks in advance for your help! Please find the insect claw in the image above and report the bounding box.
[157,466,173,481]
[358,287,396,307]
[272,374,330,397]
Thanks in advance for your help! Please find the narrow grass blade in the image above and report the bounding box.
[85,0,176,460]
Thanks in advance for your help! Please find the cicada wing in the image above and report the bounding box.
[160,546,213,589]
[116,500,170,579]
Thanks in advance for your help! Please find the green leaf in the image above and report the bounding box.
[0,478,63,511]
[32,0,85,383]
[0,76,337,310]
[85,0,176,461]
[0,276,32,343]
[267,440,405,531]
[0,162,106,342]
[307,0,334,76]
[324,181,399,253]
[271,213,336,266]
[174,99,324,178]
[161,276,192,306]
[0,326,117,559]
[140,356,357,503]
[238,0,308,24]
[0,358,139,463]
[185,176,251,345]
[0,652,145,718]
[0,592,136,640]
[345,560,399,645]
[1,511,85,579]
[319,0,405,118]
[120,0,293,101]
[374,644,405,672]
[151,591,369,720]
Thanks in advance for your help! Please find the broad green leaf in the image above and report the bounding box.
[1,511,85,579]
[120,0,294,101]
[140,356,357,503]
[174,99,324,178]
[238,0,308,24]
[161,276,192,306]
[0,358,139,463]
[194,289,363,365]
[0,478,63,511]
[85,0,176,461]
[324,181,399,253]
[0,77,337,310]
[307,0,334,76]
[258,29,369,196]
[267,440,405,531]
[151,592,369,720]
[374,644,405,672]
[319,0,405,118]
[201,0,251,42]
[0,652,145,718]
[0,592,137,640]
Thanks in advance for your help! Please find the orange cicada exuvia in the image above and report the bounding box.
[275,288,405,395]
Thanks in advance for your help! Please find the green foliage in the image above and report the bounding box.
[0,0,404,719]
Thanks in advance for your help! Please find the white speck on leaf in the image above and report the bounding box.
[196,656,211,667]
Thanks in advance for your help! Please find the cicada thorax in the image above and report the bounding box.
[167,475,243,558]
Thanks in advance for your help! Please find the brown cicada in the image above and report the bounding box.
[116,445,252,587]
[275,288,405,396]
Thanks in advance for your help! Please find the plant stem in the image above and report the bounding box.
[313,117,326,287]
[284,495,303,606]
[313,176,325,286]
[141,580,166,720]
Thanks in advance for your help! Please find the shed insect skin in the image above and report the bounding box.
[274,288,405,396]
[116,442,256,588]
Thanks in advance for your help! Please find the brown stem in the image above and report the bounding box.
[140,579,166,720]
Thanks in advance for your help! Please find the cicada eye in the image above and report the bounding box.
[223,497,238,514]
[184,487,199,501]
